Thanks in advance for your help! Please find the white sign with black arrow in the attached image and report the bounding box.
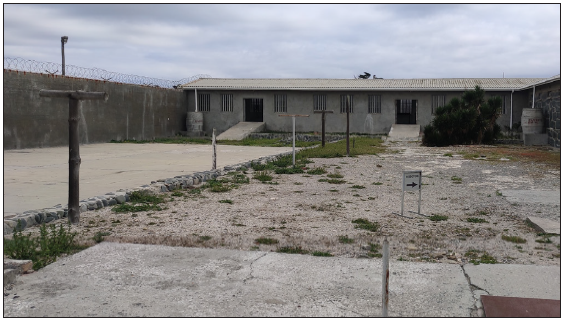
[394,170,428,218]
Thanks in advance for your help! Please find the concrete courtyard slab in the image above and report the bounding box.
[4,242,475,317]
[3,143,292,216]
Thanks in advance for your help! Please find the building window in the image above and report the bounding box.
[491,95,507,114]
[222,94,233,112]
[198,94,210,112]
[340,95,354,113]
[274,94,287,113]
[431,95,445,114]
[500,95,507,114]
[313,94,326,111]
[368,95,381,114]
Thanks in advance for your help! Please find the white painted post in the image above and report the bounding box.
[382,237,389,317]
[195,89,198,112]
[212,128,216,170]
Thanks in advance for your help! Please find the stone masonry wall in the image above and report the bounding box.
[531,81,560,148]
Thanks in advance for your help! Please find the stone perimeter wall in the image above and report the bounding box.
[3,151,294,236]
[533,85,561,148]
[3,70,187,150]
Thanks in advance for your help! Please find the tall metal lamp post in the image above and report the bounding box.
[61,36,68,76]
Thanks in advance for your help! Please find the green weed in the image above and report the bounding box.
[501,235,527,244]
[255,237,279,245]
[352,218,379,232]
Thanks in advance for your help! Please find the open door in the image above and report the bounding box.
[396,99,417,124]
[244,98,263,122]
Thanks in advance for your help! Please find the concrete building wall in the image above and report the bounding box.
[4,70,187,149]
[187,89,520,135]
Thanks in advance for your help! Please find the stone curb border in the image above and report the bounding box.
[3,150,297,236]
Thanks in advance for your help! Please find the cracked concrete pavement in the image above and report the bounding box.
[3,242,560,317]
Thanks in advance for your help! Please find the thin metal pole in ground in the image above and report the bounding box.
[382,237,390,317]
[278,114,309,167]
[39,90,108,224]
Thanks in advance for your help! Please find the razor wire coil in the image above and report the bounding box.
[3,57,210,89]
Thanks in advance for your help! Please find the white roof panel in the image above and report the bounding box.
[181,77,550,91]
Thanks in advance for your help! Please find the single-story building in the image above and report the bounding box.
[181,75,560,147]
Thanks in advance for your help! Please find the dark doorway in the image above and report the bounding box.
[244,98,263,122]
[396,99,417,124]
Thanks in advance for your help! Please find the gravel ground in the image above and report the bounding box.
[13,140,561,267]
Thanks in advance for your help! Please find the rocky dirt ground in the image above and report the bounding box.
[12,140,561,267]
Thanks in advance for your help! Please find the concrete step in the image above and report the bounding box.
[216,122,266,141]
[387,124,421,141]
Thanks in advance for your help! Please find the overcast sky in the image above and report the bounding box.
[3,3,561,81]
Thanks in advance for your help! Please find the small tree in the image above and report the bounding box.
[423,86,502,146]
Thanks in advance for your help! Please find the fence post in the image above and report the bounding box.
[212,128,217,170]
[382,237,390,317]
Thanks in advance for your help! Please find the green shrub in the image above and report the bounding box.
[423,86,502,146]
[4,222,82,271]
[307,167,327,175]
[352,218,379,232]
[502,235,527,243]
[311,251,333,257]
[338,235,355,244]
[277,246,308,254]
[255,237,279,245]
[429,215,448,222]
[253,171,273,182]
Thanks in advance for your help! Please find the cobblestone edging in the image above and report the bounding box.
[3,151,296,236]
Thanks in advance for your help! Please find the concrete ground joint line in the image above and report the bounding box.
[242,252,268,284]
[460,264,486,316]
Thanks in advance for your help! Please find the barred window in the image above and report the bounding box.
[222,94,233,112]
[313,94,326,111]
[368,95,381,114]
[274,94,287,113]
[340,95,353,113]
[431,95,445,114]
[198,94,210,112]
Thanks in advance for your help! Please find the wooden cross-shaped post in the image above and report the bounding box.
[313,110,333,147]
[39,90,108,224]
[278,114,309,166]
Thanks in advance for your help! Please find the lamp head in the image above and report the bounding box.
[61,36,68,44]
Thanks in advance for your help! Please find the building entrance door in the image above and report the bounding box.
[396,99,417,124]
[244,98,263,122]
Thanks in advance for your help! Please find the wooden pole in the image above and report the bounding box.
[212,128,217,170]
[39,90,108,224]
[346,95,350,157]
[382,237,390,317]
[68,98,80,224]
[314,110,333,147]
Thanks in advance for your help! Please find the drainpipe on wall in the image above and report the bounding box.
[532,85,535,109]
[195,89,198,112]
[510,90,514,129]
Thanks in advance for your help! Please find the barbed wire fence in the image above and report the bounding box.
[3,57,211,89]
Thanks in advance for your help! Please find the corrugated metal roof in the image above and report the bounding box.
[181,77,549,91]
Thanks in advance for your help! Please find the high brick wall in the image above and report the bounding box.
[530,80,561,148]
[3,70,187,150]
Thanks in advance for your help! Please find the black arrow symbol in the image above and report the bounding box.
[406,182,418,188]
